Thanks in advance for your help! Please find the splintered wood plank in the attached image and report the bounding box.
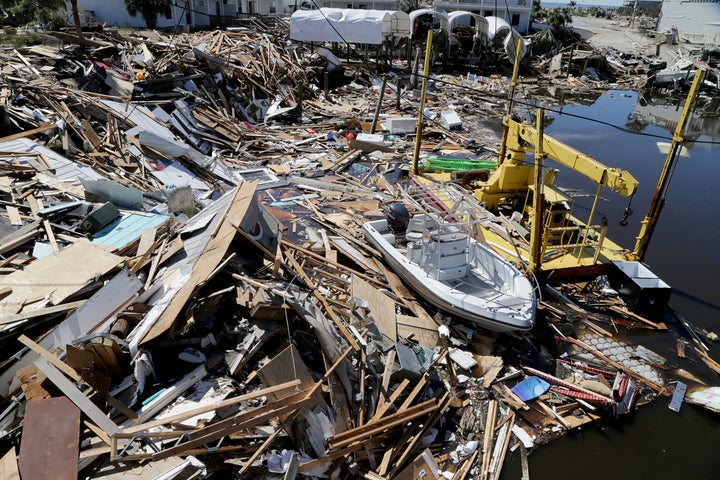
[34,358,120,436]
[377,349,396,411]
[6,206,22,226]
[18,397,80,480]
[42,219,59,252]
[136,227,157,257]
[33,172,85,199]
[121,380,301,435]
[676,338,687,359]
[478,356,504,388]
[256,344,321,406]
[26,195,41,219]
[0,447,20,480]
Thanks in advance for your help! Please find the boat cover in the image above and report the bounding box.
[290,8,410,45]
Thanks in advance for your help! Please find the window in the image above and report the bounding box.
[511,14,520,25]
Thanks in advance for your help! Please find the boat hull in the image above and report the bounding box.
[363,218,536,332]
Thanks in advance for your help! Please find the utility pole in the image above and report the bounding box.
[70,0,82,36]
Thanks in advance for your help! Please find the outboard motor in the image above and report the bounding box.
[385,202,410,235]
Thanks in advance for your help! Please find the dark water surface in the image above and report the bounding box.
[499,89,720,480]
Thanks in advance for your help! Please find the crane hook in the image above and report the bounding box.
[619,207,633,227]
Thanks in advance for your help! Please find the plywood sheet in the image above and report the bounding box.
[397,314,439,348]
[0,241,122,317]
[0,447,20,480]
[257,344,313,393]
[256,344,320,406]
[352,274,396,342]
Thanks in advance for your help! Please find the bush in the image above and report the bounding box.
[0,33,44,48]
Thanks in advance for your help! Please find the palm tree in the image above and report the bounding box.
[124,0,172,29]
[544,6,573,37]
[531,0,545,24]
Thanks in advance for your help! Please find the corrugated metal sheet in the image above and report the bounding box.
[100,99,176,139]
[0,138,105,185]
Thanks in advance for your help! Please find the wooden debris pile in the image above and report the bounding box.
[0,22,714,480]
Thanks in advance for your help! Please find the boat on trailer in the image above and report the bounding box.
[362,204,537,332]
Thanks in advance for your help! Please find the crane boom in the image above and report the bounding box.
[504,116,639,197]
[473,114,638,210]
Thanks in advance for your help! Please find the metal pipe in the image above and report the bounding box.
[412,30,433,175]
[577,182,603,264]
[632,69,706,261]
[530,108,544,272]
[370,76,387,134]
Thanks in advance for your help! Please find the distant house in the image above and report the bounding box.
[655,0,720,44]
[622,0,662,11]
[73,0,240,29]
[283,0,398,14]
[73,0,399,25]
[430,0,532,34]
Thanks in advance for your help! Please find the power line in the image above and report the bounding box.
[412,70,720,146]
[298,5,719,146]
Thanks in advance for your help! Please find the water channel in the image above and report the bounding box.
[493,87,720,480]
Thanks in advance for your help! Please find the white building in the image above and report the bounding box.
[431,0,532,34]
[73,0,400,26]
[73,0,239,29]
[655,0,720,45]
[285,0,397,14]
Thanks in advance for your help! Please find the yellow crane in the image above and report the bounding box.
[415,40,705,278]
[471,109,640,274]
[469,68,705,277]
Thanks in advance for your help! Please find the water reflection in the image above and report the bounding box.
[497,88,720,480]
[633,95,720,150]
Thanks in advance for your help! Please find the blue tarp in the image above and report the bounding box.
[511,376,551,402]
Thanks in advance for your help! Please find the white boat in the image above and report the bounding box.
[363,206,537,332]
[651,59,695,86]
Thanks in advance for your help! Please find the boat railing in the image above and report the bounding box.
[405,181,489,235]
[542,222,609,264]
